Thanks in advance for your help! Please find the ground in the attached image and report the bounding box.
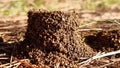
[0,0,120,68]
[0,9,120,68]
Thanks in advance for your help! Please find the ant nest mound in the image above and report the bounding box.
[22,9,95,67]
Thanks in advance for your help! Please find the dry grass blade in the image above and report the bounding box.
[0,61,20,67]
[78,22,97,28]
[0,32,11,34]
[0,59,31,68]
[78,28,102,31]
[100,58,120,68]
[100,62,115,68]
[0,53,8,60]
[0,24,27,30]
[114,20,120,25]
[4,62,21,68]
[106,19,120,25]
[79,50,120,65]
[0,57,8,60]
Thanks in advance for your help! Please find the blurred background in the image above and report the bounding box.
[0,0,120,16]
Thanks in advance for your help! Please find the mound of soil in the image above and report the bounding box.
[15,10,95,67]
[10,10,120,67]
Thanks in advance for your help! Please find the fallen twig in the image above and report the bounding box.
[0,61,19,67]
[78,28,103,31]
[110,20,120,25]
[78,21,97,28]
[0,58,35,68]
[100,58,120,68]
[79,50,120,65]
[0,57,8,60]
[0,53,8,60]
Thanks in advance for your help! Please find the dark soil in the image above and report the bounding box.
[0,10,120,68]
[16,10,95,67]
[81,30,120,52]
[17,10,120,67]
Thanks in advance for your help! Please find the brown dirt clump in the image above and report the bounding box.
[2,10,119,67]
[16,9,95,67]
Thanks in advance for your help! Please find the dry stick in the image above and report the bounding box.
[79,50,120,65]
[75,21,102,32]
[0,32,11,34]
[78,28,103,31]
[75,21,97,31]
[0,24,27,29]
[100,58,120,68]
[0,57,8,60]
[100,62,116,68]
[114,20,120,25]
[76,19,120,31]
[0,53,8,60]
[13,63,21,68]
[78,21,97,28]
[0,59,29,68]
[106,19,120,25]
[4,62,21,68]
[100,59,120,67]
[0,61,18,67]
[79,52,103,67]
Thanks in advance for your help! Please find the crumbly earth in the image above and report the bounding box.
[18,10,95,67]
[0,10,120,68]
[19,10,120,67]
[80,30,120,52]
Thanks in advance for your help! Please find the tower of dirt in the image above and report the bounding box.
[23,10,94,67]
